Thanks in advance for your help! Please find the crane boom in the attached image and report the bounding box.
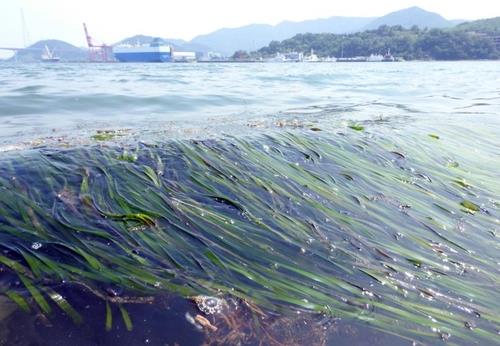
[82,22,112,62]
[83,23,93,47]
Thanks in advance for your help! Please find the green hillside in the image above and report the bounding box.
[454,17,500,34]
[257,22,500,60]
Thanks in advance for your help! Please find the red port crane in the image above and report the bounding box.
[83,23,113,62]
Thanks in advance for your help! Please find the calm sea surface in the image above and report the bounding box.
[0,62,499,346]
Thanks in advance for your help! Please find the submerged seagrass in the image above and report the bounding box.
[0,126,499,344]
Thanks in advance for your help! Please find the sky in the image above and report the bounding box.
[1,0,499,57]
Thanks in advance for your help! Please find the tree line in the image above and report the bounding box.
[253,25,500,60]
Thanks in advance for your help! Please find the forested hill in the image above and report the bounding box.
[257,24,500,60]
[454,17,500,35]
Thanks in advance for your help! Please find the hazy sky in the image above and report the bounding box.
[1,0,499,54]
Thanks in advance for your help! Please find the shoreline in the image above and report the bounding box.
[2,58,500,63]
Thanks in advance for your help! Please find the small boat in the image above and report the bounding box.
[304,49,320,62]
[366,50,396,62]
[323,56,337,62]
[41,45,60,62]
[366,54,384,62]
[382,49,395,62]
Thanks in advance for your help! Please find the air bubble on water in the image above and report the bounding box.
[404,272,414,280]
[31,242,42,250]
[362,290,374,297]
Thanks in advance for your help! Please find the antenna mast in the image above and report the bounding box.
[20,9,30,48]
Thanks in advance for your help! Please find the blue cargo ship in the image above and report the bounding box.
[113,38,172,62]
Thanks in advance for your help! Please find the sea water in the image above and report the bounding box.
[0,61,499,345]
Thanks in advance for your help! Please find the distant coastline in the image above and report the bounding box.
[252,21,500,62]
[3,11,499,63]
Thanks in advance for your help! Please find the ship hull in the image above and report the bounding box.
[113,45,172,63]
[113,52,172,63]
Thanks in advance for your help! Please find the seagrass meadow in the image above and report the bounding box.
[0,115,499,345]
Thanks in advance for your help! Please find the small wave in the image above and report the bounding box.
[12,84,46,93]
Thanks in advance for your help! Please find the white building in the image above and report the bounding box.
[172,51,197,62]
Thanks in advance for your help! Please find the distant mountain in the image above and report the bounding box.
[190,7,469,55]
[454,17,500,34]
[9,39,86,62]
[190,17,375,54]
[116,35,185,46]
[109,7,475,56]
[116,35,211,53]
[363,7,458,30]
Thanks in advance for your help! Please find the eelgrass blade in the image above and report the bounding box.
[45,288,83,324]
[18,275,51,314]
[5,291,30,313]
[105,301,113,332]
[119,304,133,331]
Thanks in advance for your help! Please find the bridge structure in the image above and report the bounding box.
[0,47,41,51]
[0,47,40,60]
